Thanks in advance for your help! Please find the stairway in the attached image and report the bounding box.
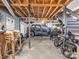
[67,19,79,38]
[58,16,79,38]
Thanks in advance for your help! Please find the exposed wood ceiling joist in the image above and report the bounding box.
[1,0,15,17]
[49,7,59,18]
[25,7,29,15]
[12,6,24,17]
[42,0,45,17]
[0,0,71,19]
[45,0,54,17]
[42,7,46,17]
[11,4,63,7]
[17,0,27,16]
[52,0,71,18]
[49,0,62,18]
[10,0,24,17]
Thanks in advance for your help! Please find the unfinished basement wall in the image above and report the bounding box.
[15,17,20,30]
[0,7,15,31]
[20,20,28,37]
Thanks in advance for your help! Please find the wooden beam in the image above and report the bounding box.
[10,0,24,17]
[64,0,73,6]
[25,7,29,12]
[49,7,59,18]
[50,0,53,3]
[25,7,29,15]
[26,0,29,3]
[24,0,28,3]
[51,7,63,18]
[51,0,70,18]
[11,4,63,7]
[2,0,15,17]
[58,0,62,4]
[24,0,29,14]
[15,11,23,16]
[45,0,53,17]
[32,7,35,16]
[17,0,27,16]
[30,0,35,17]
[33,0,36,17]
[38,7,39,18]
[34,0,36,3]
[45,7,52,17]
[42,0,45,17]
[12,6,23,16]
[42,7,46,17]
[48,0,63,18]
[43,0,44,3]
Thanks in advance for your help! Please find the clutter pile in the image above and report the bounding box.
[0,30,22,59]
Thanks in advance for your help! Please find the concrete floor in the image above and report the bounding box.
[15,37,67,59]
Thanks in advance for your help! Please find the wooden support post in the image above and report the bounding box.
[0,45,2,59]
[4,31,15,59]
[77,47,79,59]
[0,32,5,59]
[11,41,15,59]
[19,37,22,49]
[4,41,8,59]
[11,32,15,59]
